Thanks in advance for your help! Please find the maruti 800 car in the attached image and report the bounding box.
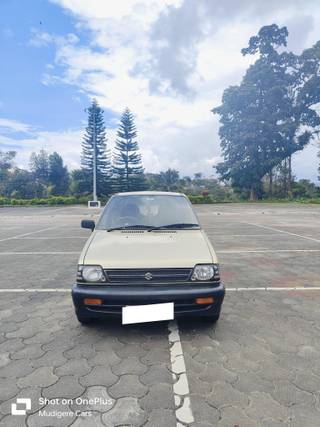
[72,192,225,324]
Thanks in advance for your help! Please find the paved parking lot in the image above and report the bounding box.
[0,203,320,426]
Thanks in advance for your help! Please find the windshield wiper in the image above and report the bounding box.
[148,223,200,232]
[107,225,154,232]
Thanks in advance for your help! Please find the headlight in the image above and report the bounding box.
[77,265,106,283]
[191,264,219,281]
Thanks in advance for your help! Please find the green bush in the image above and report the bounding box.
[296,198,320,204]
[0,196,88,206]
[188,195,217,204]
[1,194,319,207]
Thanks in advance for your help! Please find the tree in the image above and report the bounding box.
[81,99,112,196]
[0,150,16,194]
[113,108,145,192]
[291,179,319,199]
[213,24,320,200]
[5,168,46,198]
[0,150,16,170]
[158,169,180,191]
[70,169,92,195]
[29,149,50,186]
[48,152,69,195]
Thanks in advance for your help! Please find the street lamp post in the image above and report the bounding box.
[92,113,97,203]
[87,105,100,208]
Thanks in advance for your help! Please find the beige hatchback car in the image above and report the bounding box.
[72,191,225,324]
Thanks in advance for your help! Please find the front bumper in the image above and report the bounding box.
[72,282,225,319]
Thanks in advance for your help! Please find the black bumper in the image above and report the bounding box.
[72,282,225,319]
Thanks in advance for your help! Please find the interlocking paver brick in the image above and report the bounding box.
[112,356,148,376]
[64,344,96,359]
[141,347,170,365]
[102,397,146,427]
[188,394,219,425]
[79,366,117,387]
[0,414,26,427]
[18,367,58,388]
[0,338,24,353]
[88,350,121,367]
[245,391,288,423]
[143,408,176,427]
[115,343,148,358]
[140,383,174,411]
[71,412,104,427]
[140,364,172,386]
[108,374,148,398]
[42,375,84,399]
[55,358,91,377]
[271,380,315,407]
[0,378,19,402]
[12,344,45,360]
[0,352,10,368]
[0,359,33,378]
[217,406,257,427]
[206,381,249,409]
[31,349,67,368]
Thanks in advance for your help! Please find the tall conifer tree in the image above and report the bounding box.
[81,99,112,196]
[113,108,145,192]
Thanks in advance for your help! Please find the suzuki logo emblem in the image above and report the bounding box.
[144,272,153,281]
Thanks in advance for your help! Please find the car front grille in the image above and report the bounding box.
[104,268,193,284]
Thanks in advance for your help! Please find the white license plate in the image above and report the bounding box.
[122,302,174,325]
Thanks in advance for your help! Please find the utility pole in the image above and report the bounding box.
[92,111,97,203]
[87,104,100,208]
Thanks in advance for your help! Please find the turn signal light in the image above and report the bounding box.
[84,298,102,305]
[195,297,214,305]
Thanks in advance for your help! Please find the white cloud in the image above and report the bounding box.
[0,118,35,134]
[17,0,320,180]
[0,127,83,170]
[292,142,320,183]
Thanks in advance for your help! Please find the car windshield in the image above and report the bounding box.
[96,194,200,230]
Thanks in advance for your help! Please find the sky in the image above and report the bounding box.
[0,0,319,181]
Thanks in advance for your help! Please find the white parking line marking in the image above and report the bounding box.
[0,226,62,242]
[1,287,320,293]
[209,234,281,237]
[227,286,320,291]
[243,221,320,244]
[0,289,70,292]
[168,320,194,426]
[1,249,319,256]
[18,237,87,240]
[218,249,320,253]
[0,252,79,255]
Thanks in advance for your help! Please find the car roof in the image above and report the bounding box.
[113,191,186,197]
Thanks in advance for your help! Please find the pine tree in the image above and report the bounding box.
[113,108,145,192]
[81,99,112,196]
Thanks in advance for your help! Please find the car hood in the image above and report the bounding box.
[81,229,215,268]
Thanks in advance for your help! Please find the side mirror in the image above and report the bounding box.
[81,219,95,231]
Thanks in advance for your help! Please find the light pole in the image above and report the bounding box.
[86,105,100,208]
[92,111,97,203]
